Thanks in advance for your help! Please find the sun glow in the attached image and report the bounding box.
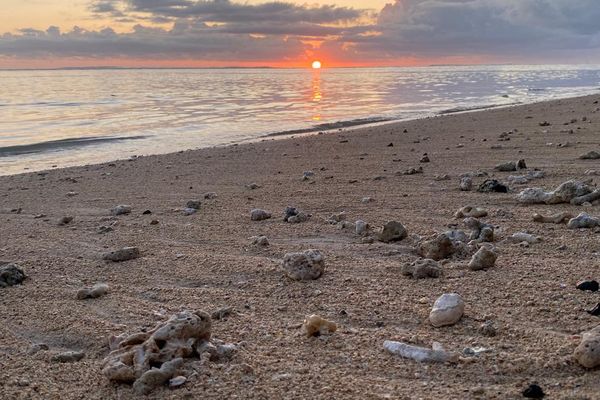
[312,60,322,69]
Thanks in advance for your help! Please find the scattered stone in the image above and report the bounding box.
[384,340,458,363]
[507,171,545,184]
[287,211,311,223]
[420,153,430,163]
[539,121,551,127]
[58,216,73,225]
[459,176,473,191]
[429,293,465,327]
[464,218,494,242]
[183,208,197,216]
[281,249,324,281]
[434,174,450,181]
[97,225,113,234]
[478,179,508,193]
[468,246,497,271]
[574,325,600,368]
[509,232,541,244]
[522,384,545,399]
[571,189,600,206]
[361,197,374,203]
[302,171,315,180]
[27,343,49,355]
[250,209,271,221]
[103,247,140,262]
[576,280,599,292]
[378,221,408,243]
[455,206,488,218]
[103,310,212,394]
[478,321,497,337]
[0,263,26,288]
[303,315,337,337]
[579,151,600,160]
[517,180,592,204]
[76,283,109,300]
[517,159,527,169]
[142,210,152,215]
[169,376,187,389]
[34,214,46,219]
[246,183,260,190]
[494,161,517,172]
[111,205,132,216]
[211,306,234,320]
[401,258,442,279]
[587,303,600,316]
[51,351,85,363]
[355,220,368,236]
[203,192,217,200]
[402,166,423,175]
[326,211,346,224]
[417,233,455,260]
[532,212,573,224]
[185,200,201,210]
[567,212,600,229]
[150,220,159,225]
[250,235,269,247]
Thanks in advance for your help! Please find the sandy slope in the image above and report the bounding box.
[1,94,600,399]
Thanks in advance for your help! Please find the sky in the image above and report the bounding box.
[1,0,600,68]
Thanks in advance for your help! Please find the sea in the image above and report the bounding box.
[1,64,599,175]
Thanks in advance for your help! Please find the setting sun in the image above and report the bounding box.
[312,60,322,69]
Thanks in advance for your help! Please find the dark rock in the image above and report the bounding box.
[477,179,508,193]
[576,280,599,292]
[378,221,408,243]
[283,206,298,222]
[0,263,26,288]
[522,384,545,398]
[142,210,152,215]
[103,247,140,262]
[587,302,600,316]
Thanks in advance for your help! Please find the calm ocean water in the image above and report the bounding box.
[1,65,599,175]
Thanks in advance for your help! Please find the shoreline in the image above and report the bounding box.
[2,91,598,178]
[1,92,600,398]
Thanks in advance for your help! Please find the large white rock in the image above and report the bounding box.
[574,325,600,369]
[429,293,465,327]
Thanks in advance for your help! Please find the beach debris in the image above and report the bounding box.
[417,233,455,260]
[52,351,85,363]
[516,180,592,204]
[355,220,369,236]
[454,206,488,218]
[111,205,132,216]
[283,206,310,223]
[468,246,497,271]
[477,179,508,193]
[326,211,346,224]
[567,212,600,229]
[303,315,337,337]
[250,235,269,247]
[384,340,458,363]
[522,384,545,399]
[401,166,423,175]
[211,306,234,320]
[281,249,324,280]
[576,280,599,292]
[102,310,212,394]
[58,216,74,225]
[574,325,600,368]
[0,263,26,288]
[580,151,600,160]
[250,209,271,221]
[506,171,544,185]
[509,232,541,244]
[459,176,473,191]
[532,212,573,224]
[169,376,187,389]
[494,159,526,172]
[76,283,109,300]
[588,303,600,316]
[429,293,465,327]
[246,183,260,190]
[571,189,600,206]
[420,153,430,163]
[401,258,442,278]
[185,200,201,210]
[464,218,494,242]
[378,221,408,243]
[479,321,497,337]
[103,247,140,262]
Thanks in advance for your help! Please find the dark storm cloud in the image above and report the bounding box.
[1,0,600,64]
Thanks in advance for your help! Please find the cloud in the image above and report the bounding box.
[1,0,600,66]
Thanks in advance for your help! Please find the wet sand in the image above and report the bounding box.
[1,94,600,399]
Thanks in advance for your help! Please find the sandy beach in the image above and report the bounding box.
[2,94,600,399]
